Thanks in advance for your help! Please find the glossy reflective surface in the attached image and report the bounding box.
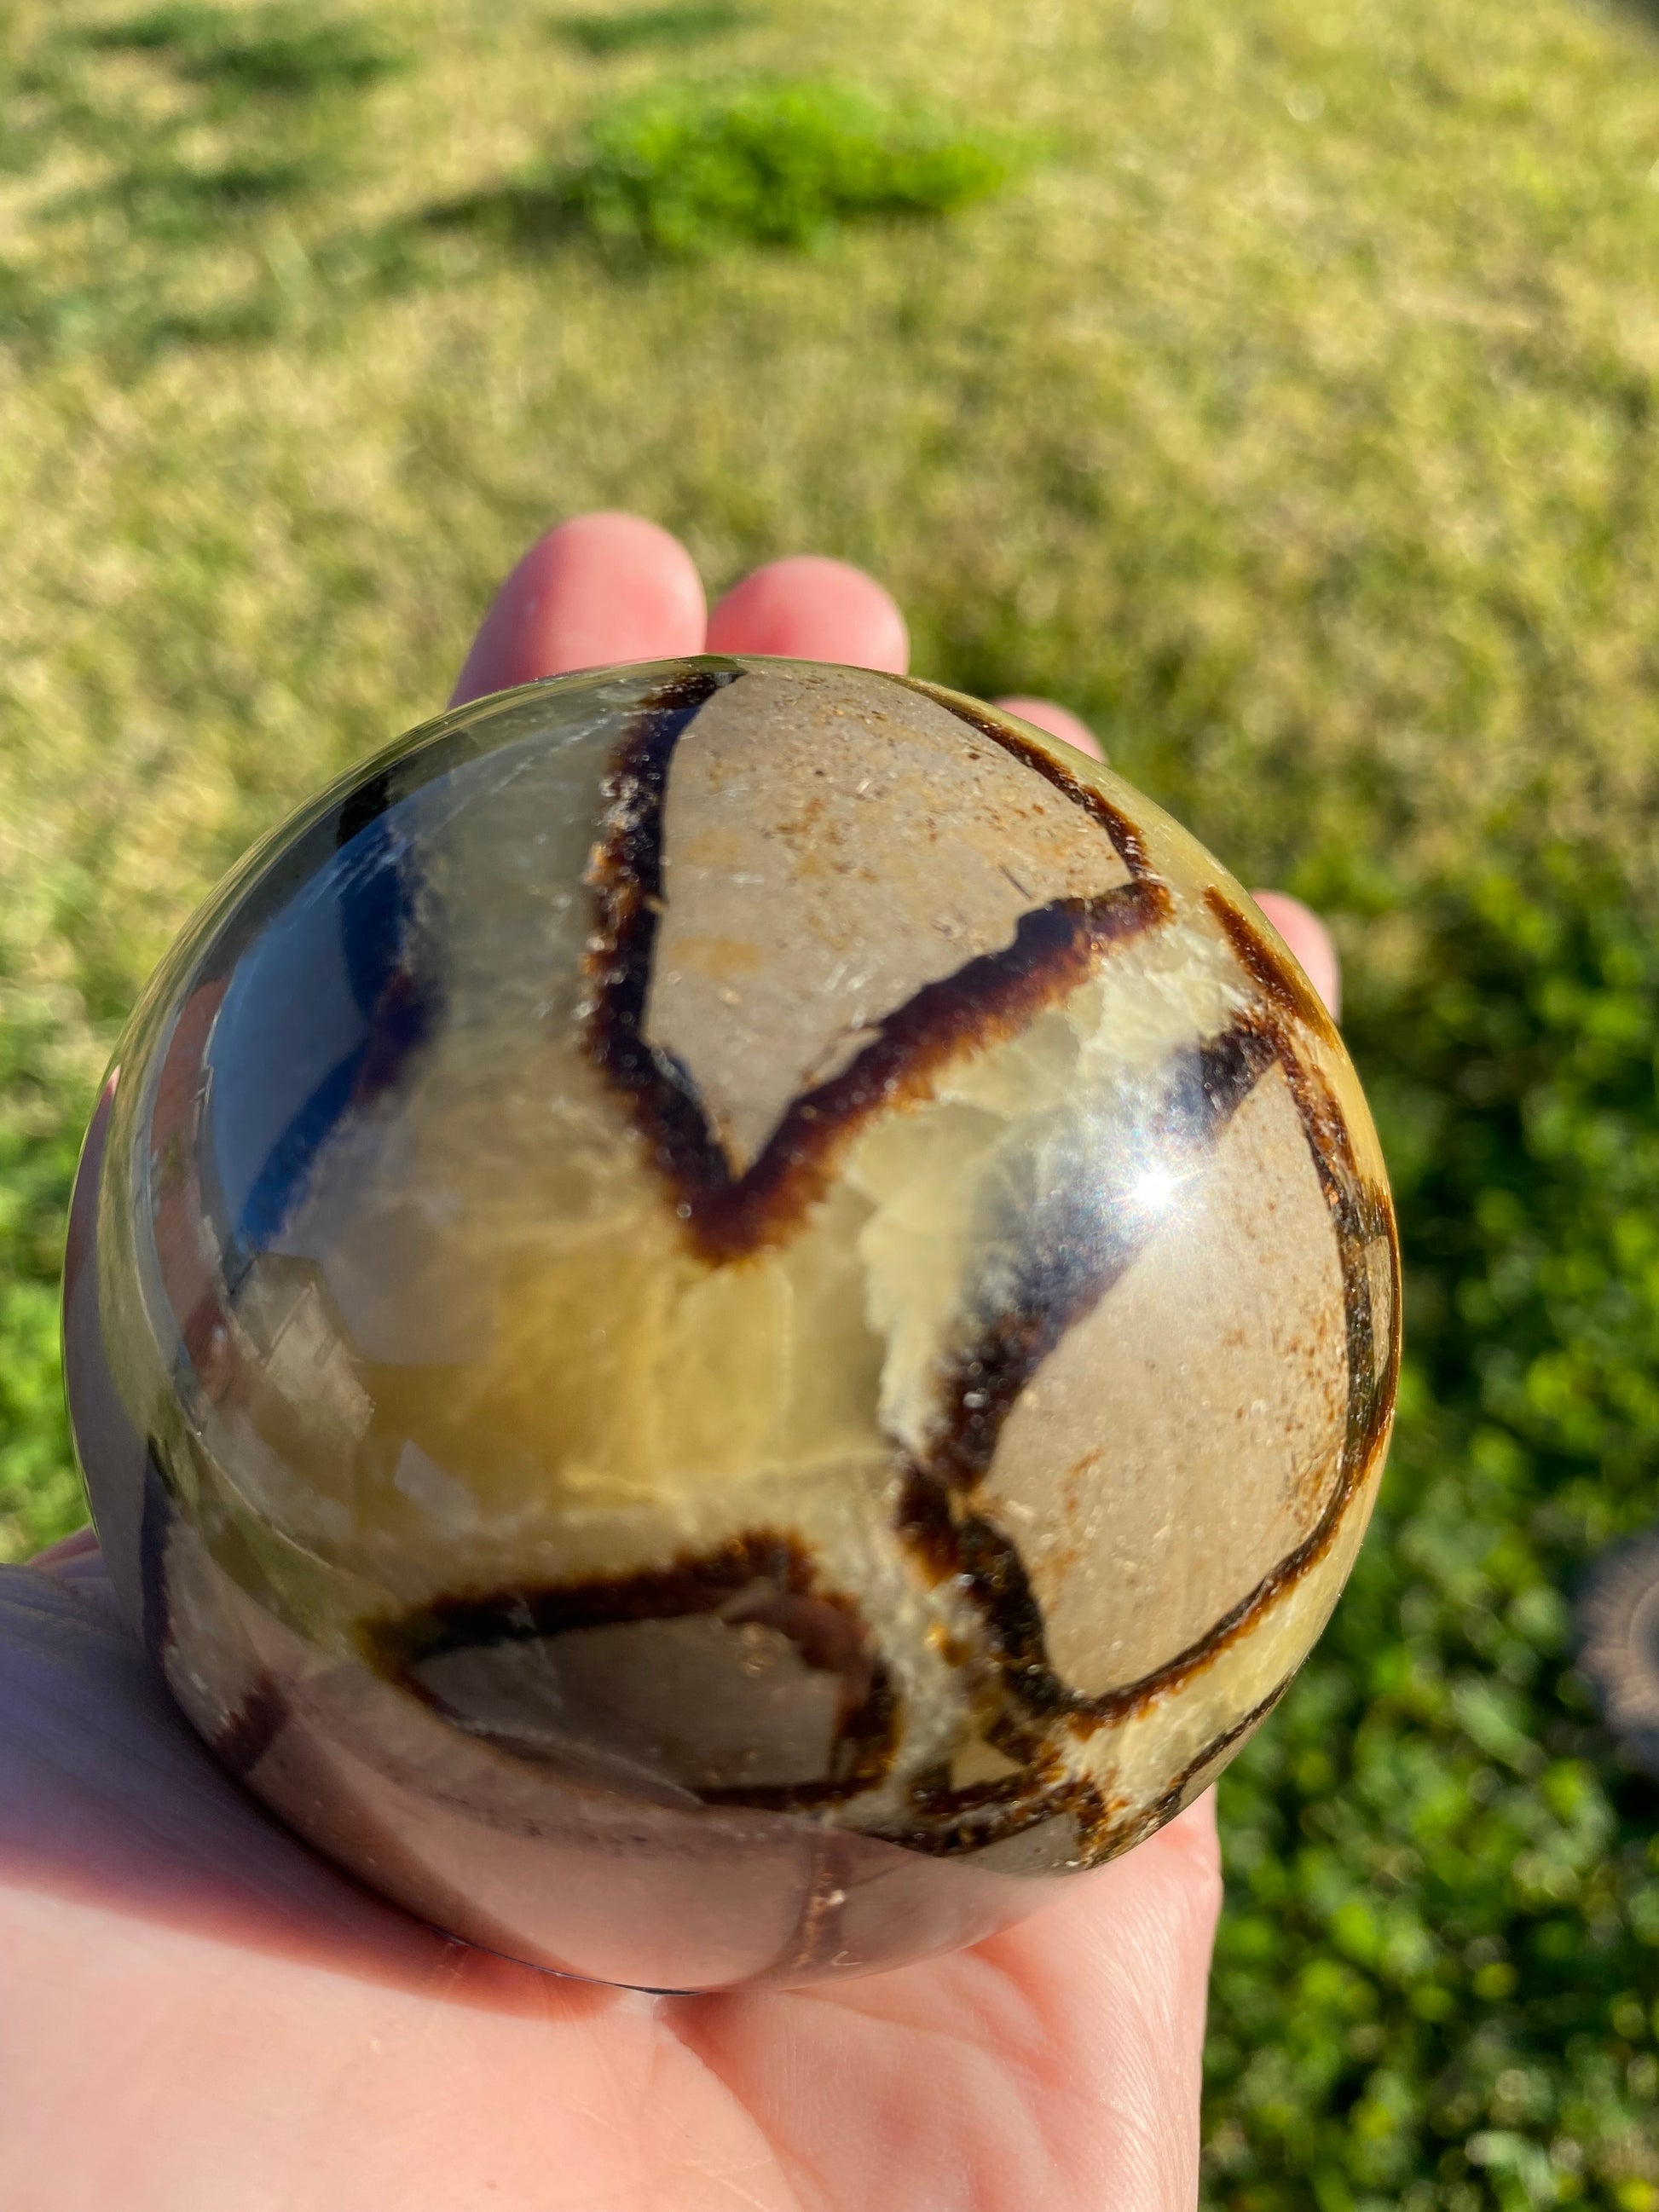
[66,659,1399,1990]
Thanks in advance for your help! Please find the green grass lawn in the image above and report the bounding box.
[6,0,1659,2200]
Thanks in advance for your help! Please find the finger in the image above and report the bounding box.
[1251,890,1341,1020]
[706,556,909,672]
[0,1563,488,1980]
[1148,1778,1223,1891]
[992,696,1104,764]
[680,1790,1222,2212]
[448,513,707,707]
[966,1791,1222,2212]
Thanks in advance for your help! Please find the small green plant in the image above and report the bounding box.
[553,3,755,57]
[557,78,1018,253]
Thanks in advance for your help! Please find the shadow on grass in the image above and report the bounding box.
[50,154,336,232]
[74,3,409,97]
[419,179,584,254]
[551,3,759,56]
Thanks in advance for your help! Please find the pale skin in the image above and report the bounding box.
[1,514,1339,2212]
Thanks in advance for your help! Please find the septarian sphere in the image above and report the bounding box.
[66,658,1398,1990]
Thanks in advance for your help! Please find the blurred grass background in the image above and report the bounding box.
[6,0,1659,2201]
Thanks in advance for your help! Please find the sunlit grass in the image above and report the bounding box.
[6,0,1659,2197]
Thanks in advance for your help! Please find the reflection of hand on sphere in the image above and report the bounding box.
[10,517,1382,2204]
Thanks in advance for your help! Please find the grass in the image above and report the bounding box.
[0,2,409,345]
[1213,856,1659,2205]
[5,0,1659,2198]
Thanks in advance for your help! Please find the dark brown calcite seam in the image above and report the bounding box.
[882,980,1396,1856]
[922,1019,1281,1497]
[1204,883,1342,1051]
[895,679,1160,887]
[379,673,1394,1868]
[581,667,1173,1262]
[360,1527,901,1811]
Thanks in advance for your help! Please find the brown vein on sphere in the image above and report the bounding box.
[360,1528,902,1811]
[896,1471,1066,1718]
[581,667,1171,1262]
[923,1019,1279,1495]
[901,1021,1284,1524]
[945,1669,1309,1874]
[895,996,1397,1758]
[893,679,1160,881]
[1276,1037,1402,1522]
[1141,1667,1299,1827]
[1204,883,1342,1049]
[877,1764,1113,1863]
[581,662,748,1228]
[866,1622,1309,1863]
[569,672,1396,1852]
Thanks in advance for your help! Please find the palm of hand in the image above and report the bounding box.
[3,518,1333,2210]
[3,1551,1218,2210]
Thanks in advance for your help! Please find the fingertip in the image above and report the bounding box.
[992,696,1104,763]
[1133,1792,1225,1965]
[449,512,707,707]
[706,556,909,673]
[1251,891,1342,1021]
[1160,1788,1221,1884]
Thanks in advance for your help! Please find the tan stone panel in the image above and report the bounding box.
[1064,1435,1386,1849]
[644,667,1132,1175]
[1366,1231,1396,1386]
[412,1616,847,1793]
[978,1061,1348,1696]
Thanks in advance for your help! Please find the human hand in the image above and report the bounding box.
[3,516,1338,2211]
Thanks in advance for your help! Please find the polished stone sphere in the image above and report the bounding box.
[65,658,1399,1990]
